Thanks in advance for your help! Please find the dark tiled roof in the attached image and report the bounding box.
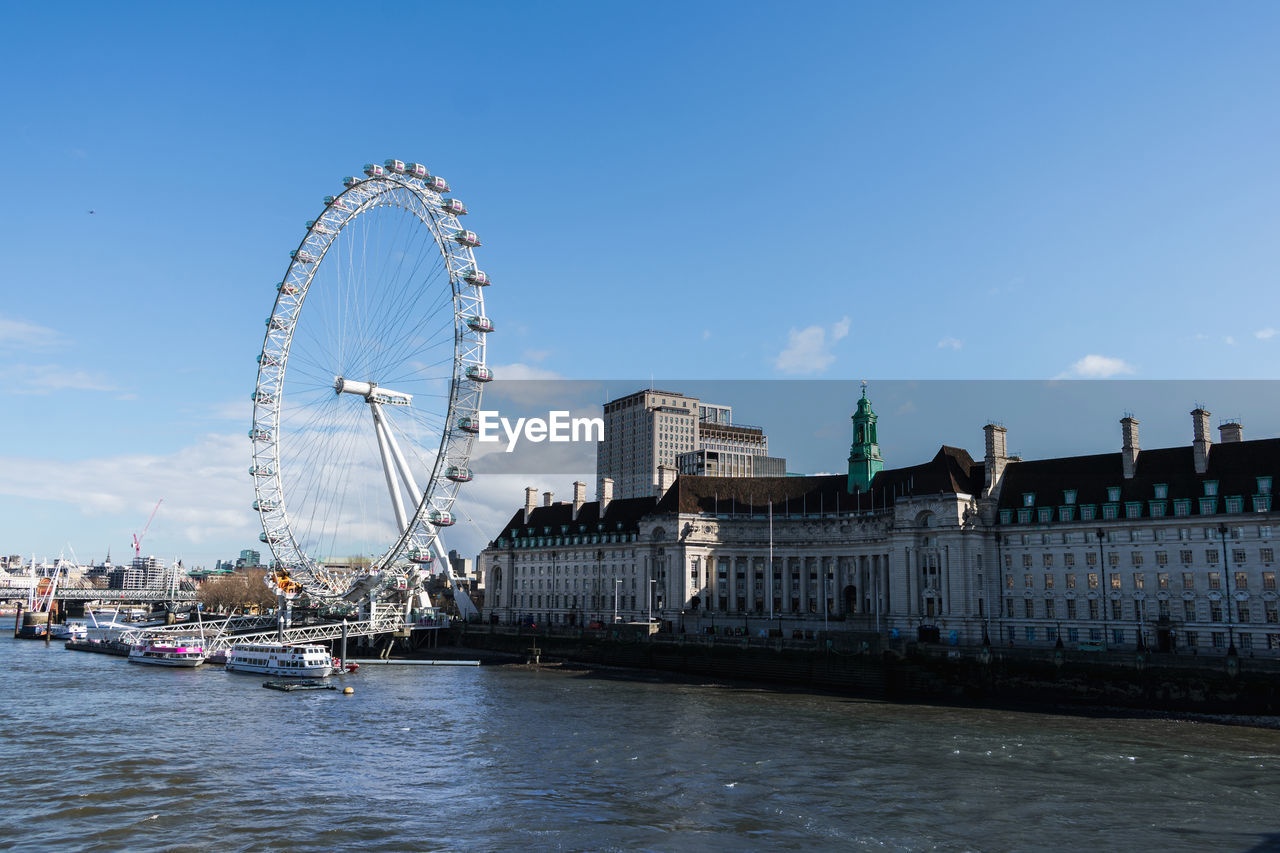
[665,446,985,515]
[495,495,661,540]
[997,438,1280,517]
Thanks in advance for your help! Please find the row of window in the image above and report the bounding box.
[1005,570,1277,591]
[1003,596,1280,623]
[1006,548,1275,569]
[1004,625,1280,650]
[1022,478,1273,507]
[1004,494,1273,524]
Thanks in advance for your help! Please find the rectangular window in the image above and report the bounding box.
[1111,599,1122,620]
[1023,492,1036,507]
[1024,599,1034,618]
[1081,505,1096,521]
[1046,599,1056,618]
[1200,497,1218,515]
[1266,602,1278,624]
[1025,574,1034,589]
[1157,572,1170,589]
[1103,504,1119,520]
[1125,502,1142,519]
[1183,571,1195,589]
[1004,554,1013,569]
[1064,553,1075,567]
[1206,550,1219,565]
[1005,574,1014,589]
[1110,572,1121,590]
[1263,548,1275,563]
[1067,599,1078,619]
[1150,502,1167,518]
[1154,483,1168,500]
[1043,553,1054,568]
[1038,507,1053,523]
[1235,571,1248,590]
[1107,486,1122,502]
[1260,476,1274,496]
[1018,509,1032,524]
[1238,604,1251,623]
[1208,571,1221,589]
[1022,554,1033,568]
[1211,602,1223,622]
[1173,500,1191,517]
[1232,549,1247,564]
[999,509,1013,525]
[1180,549,1193,565]
[1226,496,1244,514]
[1264,572,1276,590]
[1086,552,1098,567]
[1025,626,1036,642]
[1064,489,1077,505]
[1005,598,1015,618]
[1088,573,1099,589]
[1113,628,1125,646]
[1131,552,1144,566]
[1186,631,1199,648]
[1212,632,1225,649]
[1065,573,1076,589]
[1108,552,1120,567]
[1205,481,1219,497]
[1088,599,1099,619]
[1184,600,1196,621]
[1059,506,1075,522]
[1132,572,1145,589]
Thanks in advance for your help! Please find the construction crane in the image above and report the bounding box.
[132,499,163,561]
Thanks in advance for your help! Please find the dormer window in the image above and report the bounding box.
[1153,483,1168,500]
[1259,477,1273,496]
[1204,481,1218,497]
[1022,493,1036,507]
[1063,490,1077,505]
[1107,486,1121,502]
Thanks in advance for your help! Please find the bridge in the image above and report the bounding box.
[116,604,423,653]
[0,586,200,603]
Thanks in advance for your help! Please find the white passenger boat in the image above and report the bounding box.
[50,621,87,641]
[224,642,333,678]
[128,638,206,667]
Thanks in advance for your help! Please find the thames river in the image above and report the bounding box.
[3,635,1280,852]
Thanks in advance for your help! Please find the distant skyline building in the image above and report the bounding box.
[598,389,786,498]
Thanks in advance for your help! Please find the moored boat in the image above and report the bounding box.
[224,642,332,678]
[128,638,206,667]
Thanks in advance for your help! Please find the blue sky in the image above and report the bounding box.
[1,2,1278,567]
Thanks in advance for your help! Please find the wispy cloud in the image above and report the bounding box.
[1256,328,1277,340]
[937,336,963,351]
[1056,354,1136,379]
[1225,336,1236,346]
[775,316,851,375]
[11,364,121,395]
[0,316,61,349]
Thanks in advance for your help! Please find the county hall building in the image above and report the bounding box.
[480,391,1279,656]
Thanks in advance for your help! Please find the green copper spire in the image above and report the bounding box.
[848,383,883,492]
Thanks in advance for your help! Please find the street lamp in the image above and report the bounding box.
[1218,524,1237,657]
[613,578,621,623]
[648,578,656,623]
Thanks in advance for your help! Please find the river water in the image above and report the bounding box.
[3,635,1280,852]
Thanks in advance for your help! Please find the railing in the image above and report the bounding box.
[119,606,410,653]
[0,588,199,602]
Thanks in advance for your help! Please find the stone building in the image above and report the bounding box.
[482,395,1279,655]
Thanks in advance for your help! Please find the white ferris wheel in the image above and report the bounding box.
[250,159,491,606]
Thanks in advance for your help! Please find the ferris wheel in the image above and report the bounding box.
[249,159,492,605]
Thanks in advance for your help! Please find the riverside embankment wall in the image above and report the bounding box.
[450,627,1280,718]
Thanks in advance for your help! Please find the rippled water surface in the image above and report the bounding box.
[4,636,1280,852]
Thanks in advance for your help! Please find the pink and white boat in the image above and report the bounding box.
[128,638,206,668]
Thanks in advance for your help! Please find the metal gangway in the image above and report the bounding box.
[117,604,411,654]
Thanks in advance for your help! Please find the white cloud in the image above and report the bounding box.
[774,316,851,375]
[1256,328,1277,340]
[10,364,121,395]
[522,348,551,363]
[489,362,562,381]
[937,336,963,350]
[1225,336,1236,346]
[1056,354,1136,379]
[0,316,61,349]
[702,329,712,341]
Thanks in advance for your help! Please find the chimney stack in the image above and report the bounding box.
[599,477,614,515]
[983,423,1008,498]
[1121,415,1140,479]
[542,491,553,507]
[1219,420,1243,443]
[524,486,537,523]
[1192,407,1212,475]
[656,465,678,499]
[572,481,587,519]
